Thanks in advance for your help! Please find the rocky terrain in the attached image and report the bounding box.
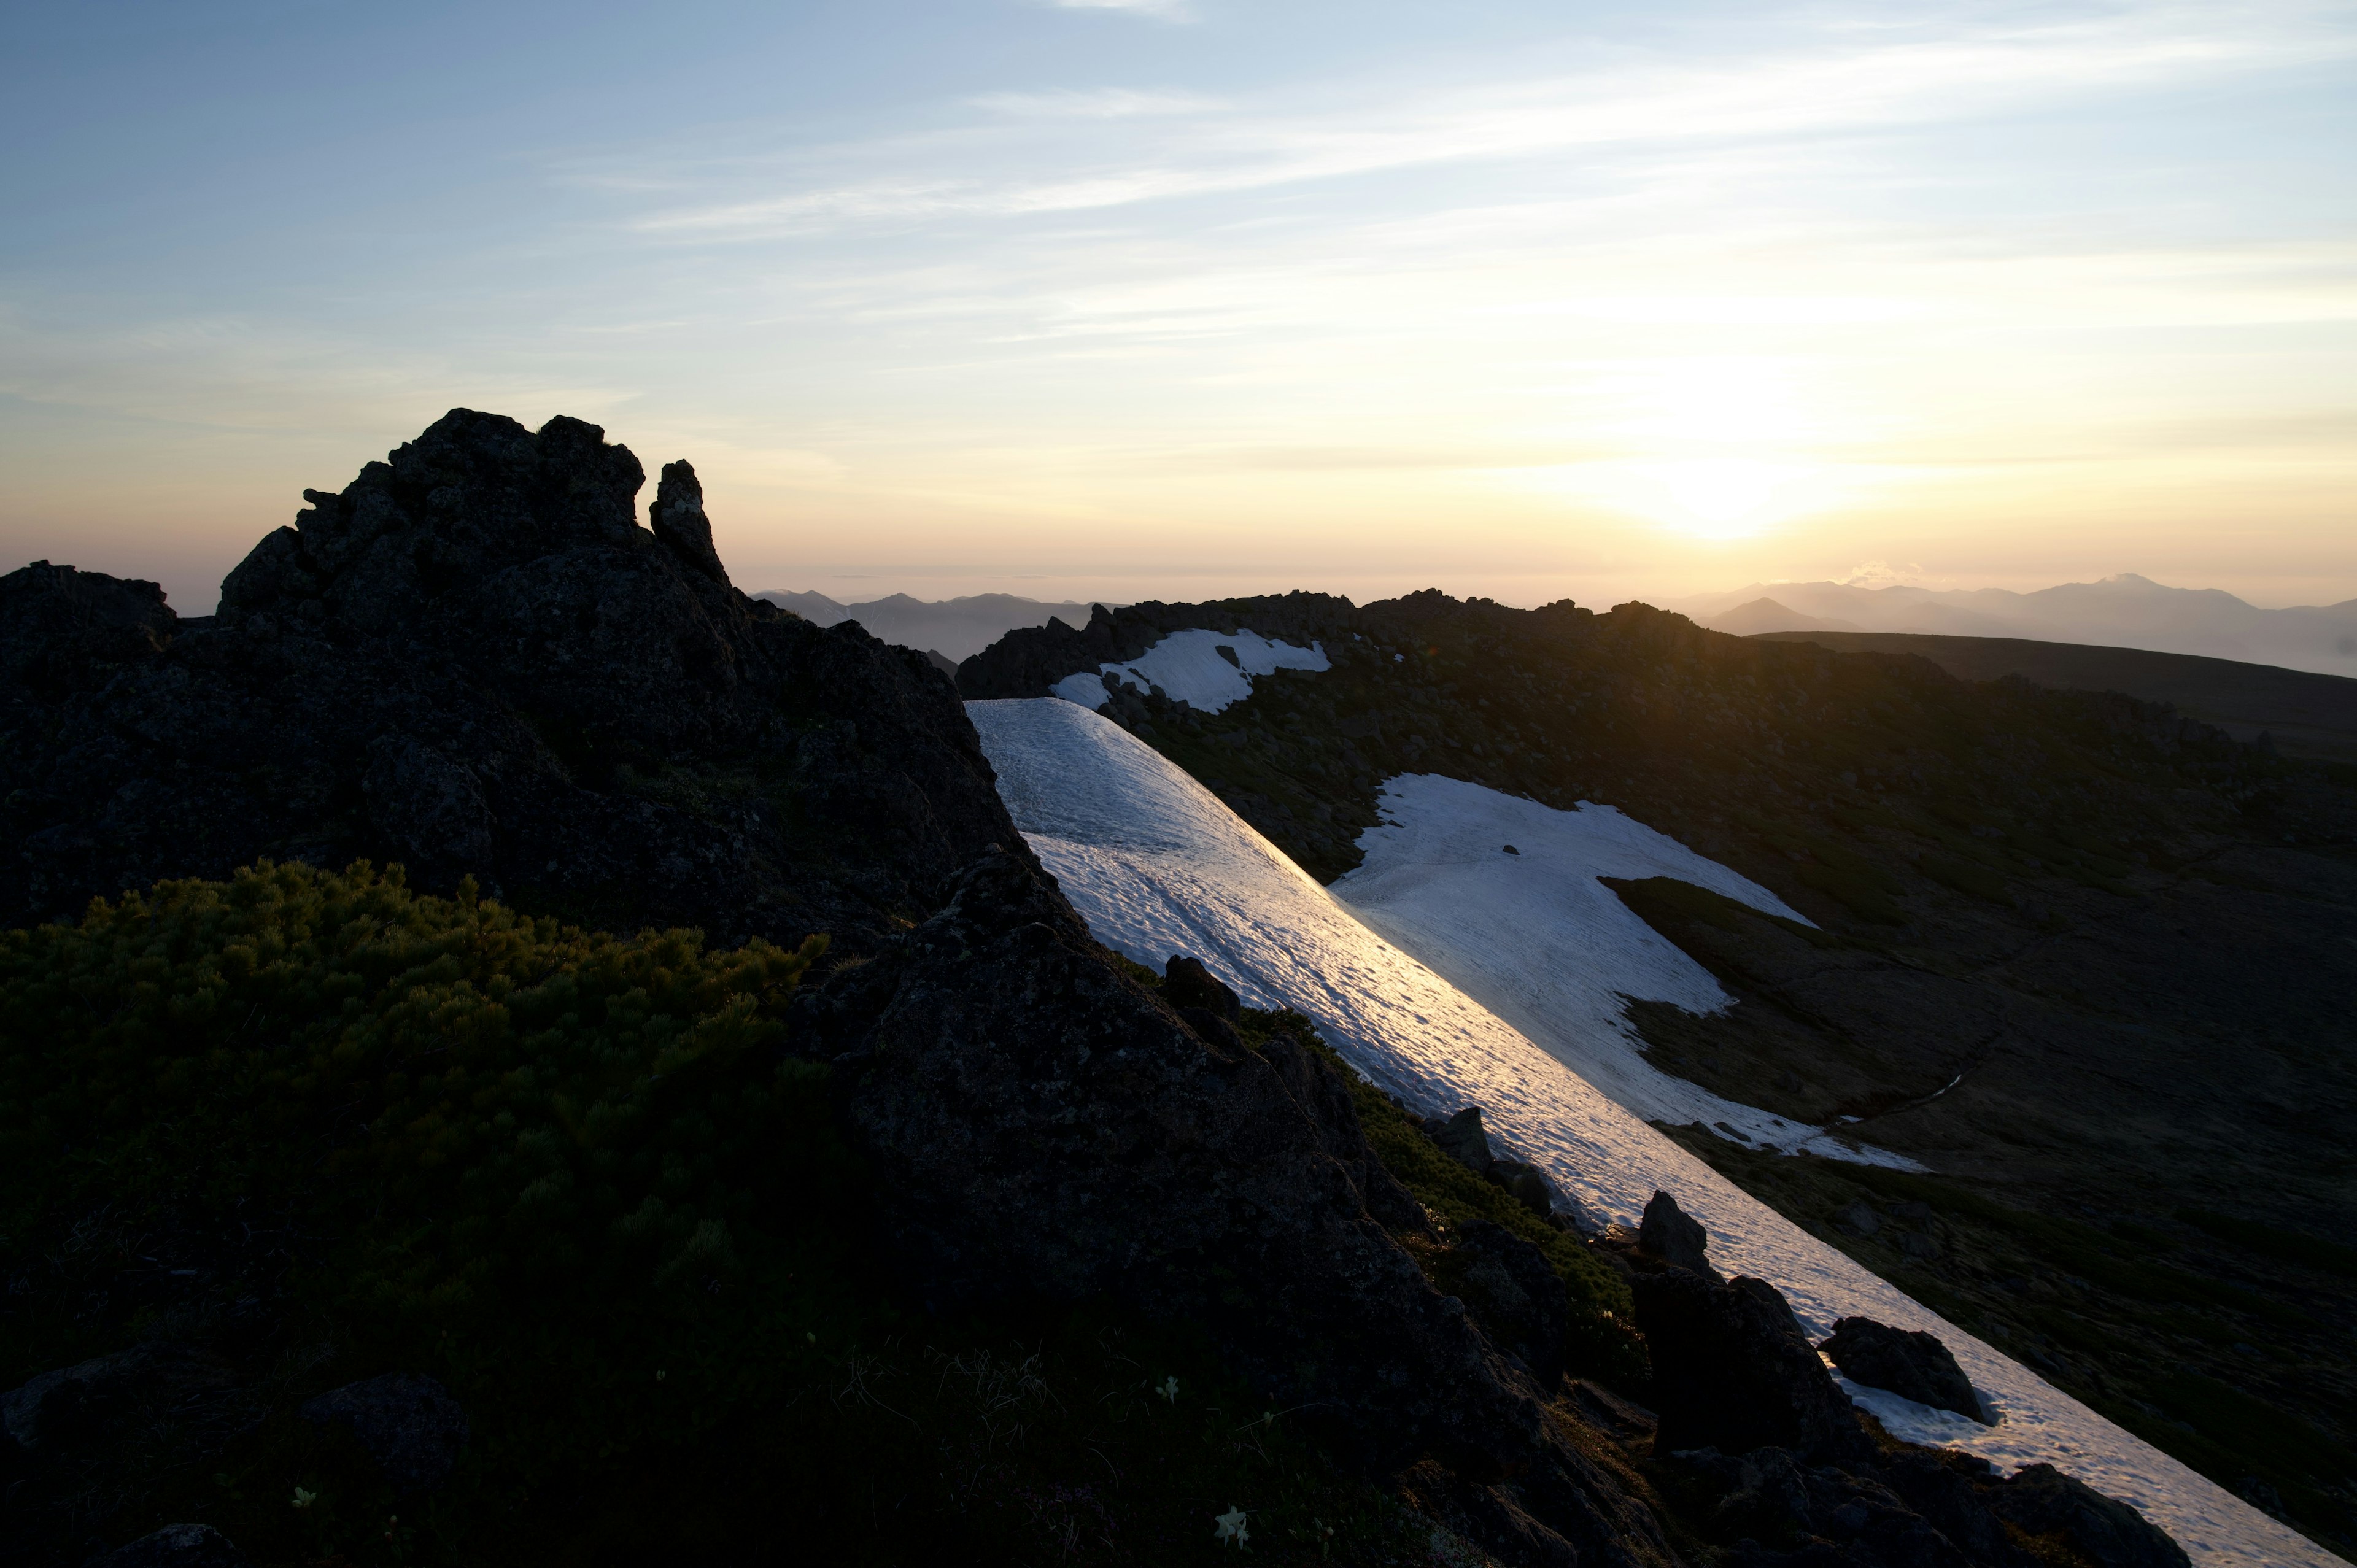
[0,410,2211,1568]
[970,590,2357,1551]
[0,411,1010,952]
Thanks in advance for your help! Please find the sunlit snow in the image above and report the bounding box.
[1335,774,1919,1167]
[965,697,2324,1568]
[1048,627,1329,714]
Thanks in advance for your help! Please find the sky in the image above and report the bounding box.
[2,0,2353,616]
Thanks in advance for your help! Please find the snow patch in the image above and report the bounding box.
[964,697,2324,1568]
[1333,774,1918,1168]
[1048,627,1328,714]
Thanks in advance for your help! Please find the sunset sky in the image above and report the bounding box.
[4,0,2353,615]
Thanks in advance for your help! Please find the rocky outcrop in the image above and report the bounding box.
[300,1373,469,1493]
[1820,1318,1984,1423]
[91,1524,250,1568]
[797,848,1676,1568]
[954,591,1359,698]
[0,411,1017,949]
[1631,1267,1873,1461]
[1638,1189,1719,1278]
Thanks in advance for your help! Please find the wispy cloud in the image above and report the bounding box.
[969,88,1225,118]
[1042,0,1196,21]
[628,9,2353,239]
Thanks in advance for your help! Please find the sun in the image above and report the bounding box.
[1636,457,1820,539]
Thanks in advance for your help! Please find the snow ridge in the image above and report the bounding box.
[1335,774,1919,1167]
[1048,627,1329,714]
[964,697,2326,1568]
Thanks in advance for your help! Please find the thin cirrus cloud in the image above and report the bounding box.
[968,88,1228,118]
[626,8,2347,239]
[1043,0,1198,20]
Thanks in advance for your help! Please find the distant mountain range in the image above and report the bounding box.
[1668,574,2357,678]
[757,589,1110,662]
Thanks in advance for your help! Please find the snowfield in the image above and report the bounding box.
[1336,774,1921,1168]
[1048,627,1329,714]
[967,697,2326,1568]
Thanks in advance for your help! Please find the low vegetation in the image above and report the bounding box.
[1,861,1658,1565]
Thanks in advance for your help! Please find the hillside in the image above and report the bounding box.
[964,591,2357,1551]
[1668,575,2357,679]
[1749,631,2357,763]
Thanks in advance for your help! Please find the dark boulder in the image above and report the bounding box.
[1983,1464,2189,1568]
[1454,1219,1570,1385]
[1820,1318,1984,1423]
[811,846,1676,1568]
[1163,952,1242,1019]
[0,411,1018,951]
[2,1343,236,1460]
[1707,1446,1815,1544]
[1425,1106,1496,1175]
[1877,1451,2018,1565]
[1490,1159,1562,1220]
[300,1372,469,1494]
[1631,1269,1870,1460]
[92,1524,250,1568]
[1638,1189,1718,1278]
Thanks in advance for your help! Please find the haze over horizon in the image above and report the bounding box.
[4,0,2353,617]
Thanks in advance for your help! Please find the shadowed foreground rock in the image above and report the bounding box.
[1633,1267,1873,1461]
[300,1373,470,1494]
[801,847,1678,1568]
[0,411,1016,950]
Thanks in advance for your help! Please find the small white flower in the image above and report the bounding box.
[1213,1505,1249,1546]
[291,1486,317,1510]
[1157,1375,1179,1402]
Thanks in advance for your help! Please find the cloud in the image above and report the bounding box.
[630,7,2355,239]
[969,88,1225,118]
[1042,0,1196,20]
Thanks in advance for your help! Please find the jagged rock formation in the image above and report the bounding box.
[0,411,1013,949]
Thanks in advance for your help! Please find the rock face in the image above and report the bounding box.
[799,848,1676,1568]
[0,411,1016,949]
[300,1373,470,1493]
[1821,1316,1985,1423]
[1630,1267,1872,1461]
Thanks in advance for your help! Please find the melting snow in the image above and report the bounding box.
[1335,774,1919,1168]
[1048,627,1329,714]
[965,697,2325,1568]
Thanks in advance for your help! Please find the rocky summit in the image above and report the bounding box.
[0,411,1011,950]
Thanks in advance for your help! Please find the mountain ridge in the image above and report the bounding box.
[1670,574,2357,676]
